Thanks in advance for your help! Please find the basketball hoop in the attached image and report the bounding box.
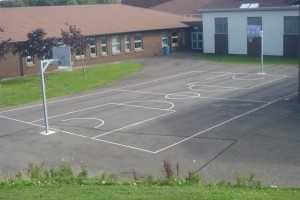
[246,25,261,43]
[246,25,265,75]
[247,35,254,43]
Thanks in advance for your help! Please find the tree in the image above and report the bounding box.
[61,24,90,75]
[11,28,57,77]
[0,28,12,62]
[13,28,57,60]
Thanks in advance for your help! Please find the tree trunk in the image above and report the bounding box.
[19,52,24,76]
[81,55,86,76]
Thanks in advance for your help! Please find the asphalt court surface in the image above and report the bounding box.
[0,52,299,187]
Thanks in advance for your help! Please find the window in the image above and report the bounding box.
[161,32,168,47]
[171,31,178,47]
[101,36,107,55]
[125,35,131,52]
[26,55,34,64]
[112,35,120,54]
[247,17,262,26]
[215,18,228,34]
[134,33,143,50]
[90,37,97,56]
[75,50,85,58]
[284,16,299,35]
[181,30,186,46]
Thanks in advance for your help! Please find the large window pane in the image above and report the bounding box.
[215,18,228,34]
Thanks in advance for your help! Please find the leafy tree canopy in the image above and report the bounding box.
[0,28,12,62]
[13,28,58,60]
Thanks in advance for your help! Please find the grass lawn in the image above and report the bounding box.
[201,54,298,65]
[0,62,143,108]
[0,185,299,200]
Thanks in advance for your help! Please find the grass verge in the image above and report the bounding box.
[201,54,298,65]
[0,161,299,200]
[0,62,143,108]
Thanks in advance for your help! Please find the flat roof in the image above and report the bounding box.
[199,6,299,13]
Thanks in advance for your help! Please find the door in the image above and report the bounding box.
[191,32,203,50]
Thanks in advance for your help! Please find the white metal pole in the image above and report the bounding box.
[40,60,49,133]
[260,31,264,74]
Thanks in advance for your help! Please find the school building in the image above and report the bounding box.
[0,4,190,79]
[199,5,299,57]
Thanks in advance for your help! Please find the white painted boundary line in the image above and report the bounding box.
[247,76,287,89]
[62,118,104,129]
[30,103,112,123]
[92,111,175,138]
[153,92,298,153]
[187,73,231,86]
[0,70,290,115]
[0,70,205,114]
[0,111,162,154]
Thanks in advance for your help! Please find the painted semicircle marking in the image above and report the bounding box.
[62,118,104,129]
[121,100,175,111]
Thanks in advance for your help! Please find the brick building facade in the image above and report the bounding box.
[0,5,189,79]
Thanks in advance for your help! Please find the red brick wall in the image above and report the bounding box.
[0,30,188,79]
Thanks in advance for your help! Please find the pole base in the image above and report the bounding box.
[40,130,56,135]
[257,72,266,75]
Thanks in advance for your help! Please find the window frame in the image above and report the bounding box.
[75,50,85,58]
[134,33,143,51]
[111,35,121,54]
[26,55,34,65]
[90,37,97,57]
[101,36,107,55]
[161,32,168,47]
[171,31,178,47]
[215,17,228,34]
[125,34,131,52]
[284,16,299,35]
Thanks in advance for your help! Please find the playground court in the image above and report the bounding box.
[0,52,299,187]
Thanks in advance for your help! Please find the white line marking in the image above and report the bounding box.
[62,118,104,129]
[92,111,175,138]
[0,115,156,153]
[0,70,205,114]
[46,126,156,153]
[189,85,238,92]
[30,103,112,123]
[117,89,166,95]
[153,92,298,153]
[119,100,175,111]
[187,73,231,86]
[247,76,287,89]
[232,74,265,80]
[198,96,269,103]
[0,115,44,128]
[165,92,200,99]
[92,138,156,153]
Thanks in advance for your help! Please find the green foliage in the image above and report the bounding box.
[235,173,264,188]
[96,172,117,185]
[0,62,143,108]
[1,161,300,200]
[161,157,174,179]
[185,171,203,185]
